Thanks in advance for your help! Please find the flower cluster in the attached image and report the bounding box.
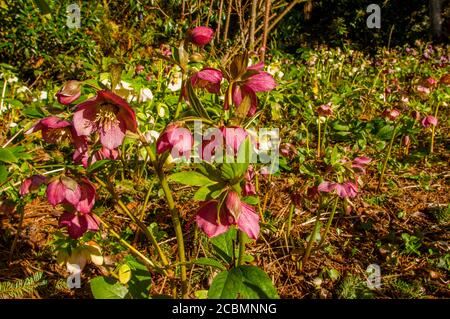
[24,85,139,239]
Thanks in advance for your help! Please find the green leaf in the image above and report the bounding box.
[90,276,129,299]
[22,106,45,118]
[124,256,152,299]
[208,268,243,299]
[0,165,8,183]
[0,148,18,163]
[210,228,237,264]
[242,196,259,205]
[193,257,226,271]
[194,183,226,201]
[239,266,279,299]
[220,164,235,181]
[168,171,215,186]
[377,125,395,140]
[87,159,112,174]
[186,80,211,120]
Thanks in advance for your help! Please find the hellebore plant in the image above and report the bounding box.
[302,153,371,267]
[21,26,279,300]
[377,109,401,192]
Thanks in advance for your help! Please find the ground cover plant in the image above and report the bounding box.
[0,0,449,299]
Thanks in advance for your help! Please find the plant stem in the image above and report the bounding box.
[237,230,246,266]
[430,103,440,154]
[93,176,169,267]
[96,215,165,273]
[139,134,188,298]
[317,119,321,157]
[302,203,322,267]
[377,124,398,192]
[317,196,339,248]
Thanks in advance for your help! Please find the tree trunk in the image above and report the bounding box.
[429,0,443,38]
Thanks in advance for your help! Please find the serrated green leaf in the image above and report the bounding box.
[239,266,279,299]
[0,165,8,183]
[211,228,237,264]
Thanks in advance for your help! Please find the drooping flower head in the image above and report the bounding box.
[317,103,333,117]
[188,26,214,46]
[156,123,193,159]
[56,80,81,105]
[243,165,256,196]
[201,126,248,162]
[195,191,260,239]
[421,115,438,128]
[351,156,372,175]
[46,176,96,213]
[225,54,276,116]
[26,116,73,144]
[19,175,47,196]
[382,109,400,121]
[191,68,223,94]
[73,90,137,150]
[59,211,100,239]
[318,181,358,199]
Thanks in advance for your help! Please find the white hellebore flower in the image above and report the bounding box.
[168,67,182,92]
[139,88,153,102]
[267,62,284,79]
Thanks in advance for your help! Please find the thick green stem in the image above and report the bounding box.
[237,230,246,266]
[317,196,339,248]
[377,124,398,192]
[157,169,188,298]
[140,136,188,298]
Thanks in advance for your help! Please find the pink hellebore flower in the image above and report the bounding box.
[195,192,260,240]
[135,65,145,74]
[189,26,214,46]
[191,68,223,94]
[19,175,47,196]
[201,126,248,161]
[56,80,81,105]
[317,103,333,116]
[226,62,276,116]
[90,146,119,166]
[156,123,193,159]
[421,115,438,128]
[243,166,256,196]
[352,156,372,175]
[73,90,137,150]
[46,177,96,213]
[46,176,81,207]
[59,211,100,239]
[26,116,73,144]
[318,181,358,199]
[382,109,400,121]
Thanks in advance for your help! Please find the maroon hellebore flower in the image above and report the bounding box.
[225,61,276,116]
[19,175,47,196]
[191,68,223,94]
[135,65,145,74]
[73,90,137,150]
[195,191,260,239]
[56,80,81,105]
[189,26,214,46]
[76,178,96,214]
[156,123,193,159]
[317,103,333,116]
[421,115,438,128]
[59,211,100,239]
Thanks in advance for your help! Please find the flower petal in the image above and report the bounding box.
[237,203,260,240]
[195,201,231,238]
[98,119,126,150]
